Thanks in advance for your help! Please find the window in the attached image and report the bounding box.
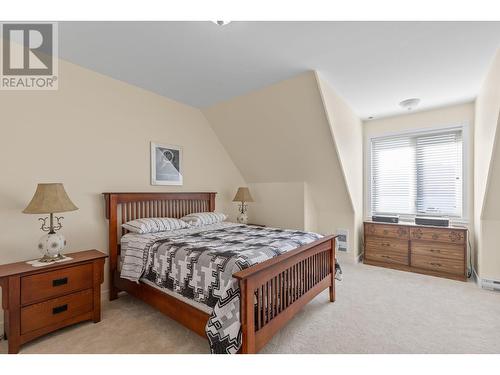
[369,127,464,218]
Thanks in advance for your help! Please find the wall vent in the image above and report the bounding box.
[336,229,348,252]
[481,278,500,292]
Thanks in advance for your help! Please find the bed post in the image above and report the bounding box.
[239,278,256,354]
[209,193,216,212]
[104,193,119,301]
[329,237,336,303]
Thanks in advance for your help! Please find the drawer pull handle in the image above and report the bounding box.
[52,277,68,287]
[381,255,391,259]
[430,249,440,253]
[430,262,442,267]
[52,304,68,315]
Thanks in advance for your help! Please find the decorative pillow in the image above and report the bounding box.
[122,217,189,234]
[180,212,227,227]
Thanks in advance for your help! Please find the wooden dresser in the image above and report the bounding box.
[0,250,106,354]
[363,221,467,281]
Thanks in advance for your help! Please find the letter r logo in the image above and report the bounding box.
[2,23,53,75]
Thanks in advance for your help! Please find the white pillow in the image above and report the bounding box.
[180,212,227,227]
[122,217,189,234]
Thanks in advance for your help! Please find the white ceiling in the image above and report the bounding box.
[59,21,500,120]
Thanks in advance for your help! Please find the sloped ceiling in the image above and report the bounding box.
[203,71,354,235]
[482,112,500,220]
[476,50,500,220]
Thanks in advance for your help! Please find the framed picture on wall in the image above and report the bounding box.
[151,142,183,185]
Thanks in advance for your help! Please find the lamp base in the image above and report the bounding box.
[39,253,65,263]
[37,232,67,262]
[237,212,248,224]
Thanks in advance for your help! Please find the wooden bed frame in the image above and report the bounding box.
[103,192,336,354]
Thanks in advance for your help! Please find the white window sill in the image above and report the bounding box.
[365,215,470,227]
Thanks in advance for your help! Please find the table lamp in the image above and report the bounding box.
[232,187,254,224]
[23,183,78,262]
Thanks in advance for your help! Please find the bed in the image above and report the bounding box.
[103,192,336,354]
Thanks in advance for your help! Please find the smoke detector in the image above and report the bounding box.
[399,98,420,111]
[213,20,231,26]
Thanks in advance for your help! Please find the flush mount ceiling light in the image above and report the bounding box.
[212,20,231,26]
[399,98,421,111]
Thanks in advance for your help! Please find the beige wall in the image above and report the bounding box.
[247,182,305,230]
[204,71,359,261]
[363,103,475,263]
[0,59,246,323]
[474,49,500,280]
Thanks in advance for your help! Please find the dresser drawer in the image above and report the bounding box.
[411,241,465,261]
[20,289,93,334]
[411,254,464,276]
[21,263,93,305]
[410,227,466,244]
[365,223,409,239]
[366,237,408,255]
[365,246,409,266]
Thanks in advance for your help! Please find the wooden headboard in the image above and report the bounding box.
[103,192,217,292]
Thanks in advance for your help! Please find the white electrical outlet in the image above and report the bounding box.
[336,229,349,252]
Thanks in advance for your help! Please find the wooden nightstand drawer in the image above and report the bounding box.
[20,289,93,334]
[21,263,93,305]
[0,250,106,354]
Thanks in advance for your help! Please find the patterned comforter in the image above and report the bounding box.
[120,222,323,354]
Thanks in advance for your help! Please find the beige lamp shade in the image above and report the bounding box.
[23,183,78,214]
[232,187,254,203]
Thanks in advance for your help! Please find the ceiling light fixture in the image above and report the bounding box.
[212,20,231,26]
[399,98,421,111]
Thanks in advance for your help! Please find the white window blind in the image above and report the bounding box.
[371,128,463,218]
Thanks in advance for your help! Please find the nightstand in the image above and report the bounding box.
[0,250,106,354]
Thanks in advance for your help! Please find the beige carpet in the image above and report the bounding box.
[2,262,499,354]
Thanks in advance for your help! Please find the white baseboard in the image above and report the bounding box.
[470,267,500,292]
[478,277,500,291]
[472,267,480,286]
[101,288,110,302]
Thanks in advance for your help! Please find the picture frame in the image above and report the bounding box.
[150,142,183,185]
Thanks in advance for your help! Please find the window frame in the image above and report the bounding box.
[365,124,469,224]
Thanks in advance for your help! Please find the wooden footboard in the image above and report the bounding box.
[234,235,336,354]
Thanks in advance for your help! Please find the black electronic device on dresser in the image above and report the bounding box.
[415,216,450,227]
[371,215,399,224]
